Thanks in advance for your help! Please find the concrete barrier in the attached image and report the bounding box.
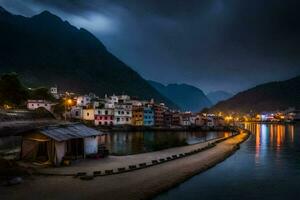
[118,167,126,172]
[105,170,113,174]
[93,171,101,176]
[74,172,87,178]
[139,163,147,167]
[152,160,158,164]
[129,165,137,169]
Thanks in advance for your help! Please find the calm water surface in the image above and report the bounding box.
[155,123,300,200]
[100,131,233,155]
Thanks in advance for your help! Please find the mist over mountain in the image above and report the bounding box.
[210,75,300,113]
[148,80,212,112]
[207,91,233,105]
[0,7,177,108]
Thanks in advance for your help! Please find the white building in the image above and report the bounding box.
[179,112,193,126]
[50,86,59,99]
[76,95,91,107]
[207,116,215,127]
[189,114,198,125]
[27,100,55,112]
[114,104,132,125]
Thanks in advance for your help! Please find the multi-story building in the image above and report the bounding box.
[172,112,181,126]
[180,112,192,126]
[82,109,95,121]
[94,108,114,126]
[153,104,164,127]
[76,95,91,107]
[132,106,144,126]
[143,107,154,126]
[213,116,225,126]
[163,111,173,127]
[189,114,198,125]
[50,86,59,99]
[114,103,132,125]
[195,114,205,126]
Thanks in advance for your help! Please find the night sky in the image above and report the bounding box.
[1,0,300,93]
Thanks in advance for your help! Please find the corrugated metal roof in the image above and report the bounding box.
[40,124,102,142]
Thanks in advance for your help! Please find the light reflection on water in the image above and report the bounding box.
[100,131,233,155]
[155,123,300,200]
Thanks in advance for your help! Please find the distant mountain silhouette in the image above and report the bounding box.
[0,7,177,108]
[148,80,212,112]
[210,76,300,113]
[207,91,233,105]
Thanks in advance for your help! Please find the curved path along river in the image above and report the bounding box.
[155,123,300,200]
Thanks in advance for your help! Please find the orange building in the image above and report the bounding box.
[132,106,144,126]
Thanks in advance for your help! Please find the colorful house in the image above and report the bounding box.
[153,104,164,127]
[144,107,154,126]
[82,109,95,121]
[171,112,181,126]
[132,106,144,126]
[94,108,114,126]
[114,103,132,125]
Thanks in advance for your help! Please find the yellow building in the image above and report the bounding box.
[132,106,144,126]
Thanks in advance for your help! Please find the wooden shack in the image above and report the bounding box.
[20,124,102,166]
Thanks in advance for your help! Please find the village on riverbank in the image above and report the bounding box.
[0,77,298,198]
[23,85,300,128]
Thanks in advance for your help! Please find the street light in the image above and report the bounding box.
[64,98,73,121]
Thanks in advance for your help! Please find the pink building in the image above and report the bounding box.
[94,109,114,126]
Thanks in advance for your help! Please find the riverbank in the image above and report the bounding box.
[0,130,249,200]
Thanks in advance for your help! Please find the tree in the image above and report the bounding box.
[0,73,29,107]
[29,87,55,101]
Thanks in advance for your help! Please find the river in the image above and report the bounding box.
[100,130,234,155]
[155,123,300,200]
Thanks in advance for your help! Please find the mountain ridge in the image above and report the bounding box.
[209,75,300,113]
[0,7,177,108]
[148,80,212,112]
[207,91,233,105]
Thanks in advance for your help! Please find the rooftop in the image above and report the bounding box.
[40,123,102,142]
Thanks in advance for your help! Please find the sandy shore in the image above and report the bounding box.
[0,131,249,200]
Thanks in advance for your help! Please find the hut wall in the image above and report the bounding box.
[55,141,66,165]
[84,136,98,155]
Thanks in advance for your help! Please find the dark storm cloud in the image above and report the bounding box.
[1,0,300,93]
